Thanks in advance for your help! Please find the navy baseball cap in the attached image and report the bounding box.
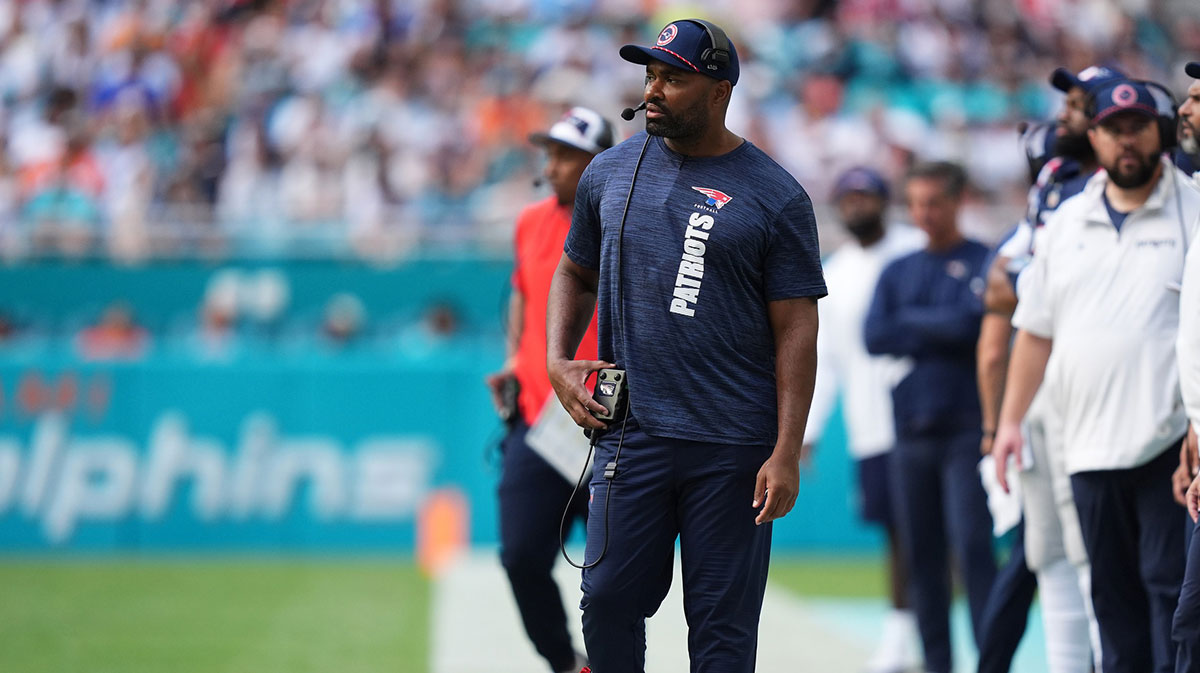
[1187,62,1200,79]
[1089,80,1160,124]
[620,20,739,85]
[529,106,614,155]
[832,167,889,201]
[1050,65,1126,94]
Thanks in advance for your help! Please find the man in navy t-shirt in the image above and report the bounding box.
[545,18,825,673]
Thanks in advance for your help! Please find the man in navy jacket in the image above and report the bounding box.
[865,160,996,673]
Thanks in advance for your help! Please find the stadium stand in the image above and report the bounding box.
[0,0,1194,265]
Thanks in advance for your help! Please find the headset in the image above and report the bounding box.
[1016,120,1056,184]
[684,18,731,73]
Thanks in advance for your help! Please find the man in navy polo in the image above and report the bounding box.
[545,18,825,673]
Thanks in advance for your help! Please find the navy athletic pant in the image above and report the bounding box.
[498,420,589,673]
[891,429,997,673]
[1174,516,1200,672]
[1071,444,1185,673]
[579,414,773,673]
[975,523,1037,673]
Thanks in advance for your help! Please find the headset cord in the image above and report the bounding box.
[616,134,652,364]
[559,398,630,570]
[557,134,649,569]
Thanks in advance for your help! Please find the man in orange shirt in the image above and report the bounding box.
[485,106,612,673]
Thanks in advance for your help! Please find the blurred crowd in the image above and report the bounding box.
[0,0,1197,261]
[0,267,468,361]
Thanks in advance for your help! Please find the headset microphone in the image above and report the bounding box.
[621,101,647,121]
[532,176,545,187]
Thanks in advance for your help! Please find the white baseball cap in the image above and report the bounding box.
[529,106,614,155]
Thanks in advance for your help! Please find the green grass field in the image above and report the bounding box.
[769,555,888,598]
[0,556,882,673]
[0,560,430,673]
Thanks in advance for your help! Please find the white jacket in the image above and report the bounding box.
[1014,158,1200,473]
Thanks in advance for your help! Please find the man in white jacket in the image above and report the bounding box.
[804,166,923,673]
[1172,58,1200,673]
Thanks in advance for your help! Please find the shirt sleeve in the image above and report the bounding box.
[997,219,1033,262]
[1180,235,1200,427]
[763,191,827,301]
[1010,225,1054,338]
[863,262,923,356]
[803,300,839,445]
[563,163,602,270]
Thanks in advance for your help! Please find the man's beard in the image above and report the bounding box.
[1183,134,1199,158]
[1181,120,1200,159]
[845,213,883,241]
[1105,149,1160,189]
[1055,129,1094,162]
[645,99,707,139]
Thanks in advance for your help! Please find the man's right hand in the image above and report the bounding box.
[547,357,615,430]
[1175,462,1193,508]
[1175,427,1198,507]
[1188,472,1200,524]
[992,421,1024,494]
[484,367,515,417]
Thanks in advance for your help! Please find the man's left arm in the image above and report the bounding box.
[891,277,984,353]
[753,296,818,525]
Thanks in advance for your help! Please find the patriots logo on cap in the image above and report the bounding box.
[692,186,732,209]
[565,113,590,135]
[657,24,678,46]
[1078,66,1114,82]
[1112,83,1137,107]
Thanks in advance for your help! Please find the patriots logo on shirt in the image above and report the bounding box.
[1046,187,1061,209]
[691,187,732,209]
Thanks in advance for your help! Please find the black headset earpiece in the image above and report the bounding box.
[1142,80,1179,151]
[683,18,730,72]
[1083,87,1099,124]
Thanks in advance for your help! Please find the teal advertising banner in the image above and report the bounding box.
[0,260,879,553]
[0,353,502,552]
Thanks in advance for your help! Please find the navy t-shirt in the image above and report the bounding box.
[564,132,826,445]
[1102,190,1129,232]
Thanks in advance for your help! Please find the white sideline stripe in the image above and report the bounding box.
[432,551,869,672]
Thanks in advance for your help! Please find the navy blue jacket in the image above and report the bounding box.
[863,239,989,439]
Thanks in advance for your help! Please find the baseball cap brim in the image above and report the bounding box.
[528,112,612,155]
[1092,104,1158,125]
[619,44,703,76]
[528,132,594,154]
[1050,67,1079,93]
[1187,62,1200,79]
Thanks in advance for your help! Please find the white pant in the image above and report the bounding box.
[1020,391,1087,570]
[1020,390,1101,672]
